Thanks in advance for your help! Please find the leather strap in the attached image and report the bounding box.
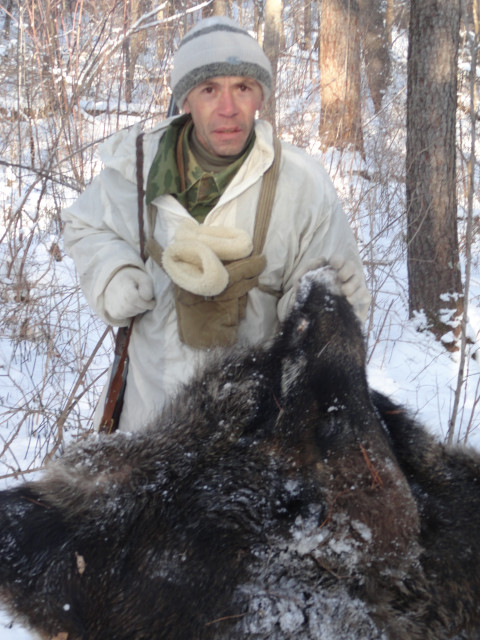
[98,132,147,434]
[136,132,147,262]
[176,124,187,192]
[252,135,282,254]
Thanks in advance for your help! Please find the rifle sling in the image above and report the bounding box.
[98,133,147,433]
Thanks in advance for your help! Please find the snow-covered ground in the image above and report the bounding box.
[0,11,479,640]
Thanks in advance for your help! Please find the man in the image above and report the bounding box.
[62,16,371,433]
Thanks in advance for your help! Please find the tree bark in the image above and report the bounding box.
[406,0,463,344]
[385,0,394,46]
[262,0,282,132]
[254,0,264,45]
[203,0,228,18]
[123,0,147,104]
[303,0,312,51]
[319,0,364,154]
[2,0,13,38]
[358,0,390,113]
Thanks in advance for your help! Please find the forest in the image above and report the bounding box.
[0,0,479,481]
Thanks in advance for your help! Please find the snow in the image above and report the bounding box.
[0,611,32,640]
[1,11,480,640]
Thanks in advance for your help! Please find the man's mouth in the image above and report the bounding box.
[214,127,242,135]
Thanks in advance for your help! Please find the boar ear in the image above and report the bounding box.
[0,486,68,586]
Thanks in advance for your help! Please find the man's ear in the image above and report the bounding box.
[256,90,265,114]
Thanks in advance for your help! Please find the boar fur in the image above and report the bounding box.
[0,268,480,640]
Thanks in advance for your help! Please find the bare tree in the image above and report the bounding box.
[254,0,264,44]
[303,0,313,51]
[448,0,479,442]
[263,0,283,131]
[203,0,229,18]
[123,0,135,104]
[405,0,463,344]
[358,0,391,113]
[318,0,363,154]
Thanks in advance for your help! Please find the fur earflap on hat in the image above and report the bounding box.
[171,16,273,108]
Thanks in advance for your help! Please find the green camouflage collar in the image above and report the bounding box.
[146,115,254,221]
[146,115,188,206]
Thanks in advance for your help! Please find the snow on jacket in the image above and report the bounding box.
[62,117,370,433]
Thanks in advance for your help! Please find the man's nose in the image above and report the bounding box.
[218,89,237,116]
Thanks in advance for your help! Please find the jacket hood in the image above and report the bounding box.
[97,118,275,192]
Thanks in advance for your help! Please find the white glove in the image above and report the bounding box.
[329,255,371,322]
[104,267,155,323]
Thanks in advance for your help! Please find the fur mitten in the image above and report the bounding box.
[175,220,253,261]
[162,239,229,297]
[163,222,255,297]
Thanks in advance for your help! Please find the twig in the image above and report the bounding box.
[44,325,111,464]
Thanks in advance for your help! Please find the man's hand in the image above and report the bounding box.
[329,255,371,322]
[104,267,155,322]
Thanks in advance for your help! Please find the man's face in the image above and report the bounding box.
[183,76,264,157]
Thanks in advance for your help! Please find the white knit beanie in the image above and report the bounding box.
[171,16,273,108]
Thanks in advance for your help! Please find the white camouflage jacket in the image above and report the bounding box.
[62,118,370,432]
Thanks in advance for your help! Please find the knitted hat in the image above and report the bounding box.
[171,16,272,108]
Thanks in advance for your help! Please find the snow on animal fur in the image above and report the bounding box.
[0,267,480,640]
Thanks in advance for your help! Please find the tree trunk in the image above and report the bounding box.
[303,0,312,51]
[385,0,394,46]
[262,0,282,132]
[203,0,228,18]
[123,0,146,104]
[254,0,264,45]
[406,0,463,345]
[319,0,364,154]
[358,0,390,113]
[2,0,13,38]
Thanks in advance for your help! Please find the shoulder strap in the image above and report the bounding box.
[136,132,147,262]
[252,136,282,255]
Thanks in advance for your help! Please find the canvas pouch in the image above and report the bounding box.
[173,253,266,349]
